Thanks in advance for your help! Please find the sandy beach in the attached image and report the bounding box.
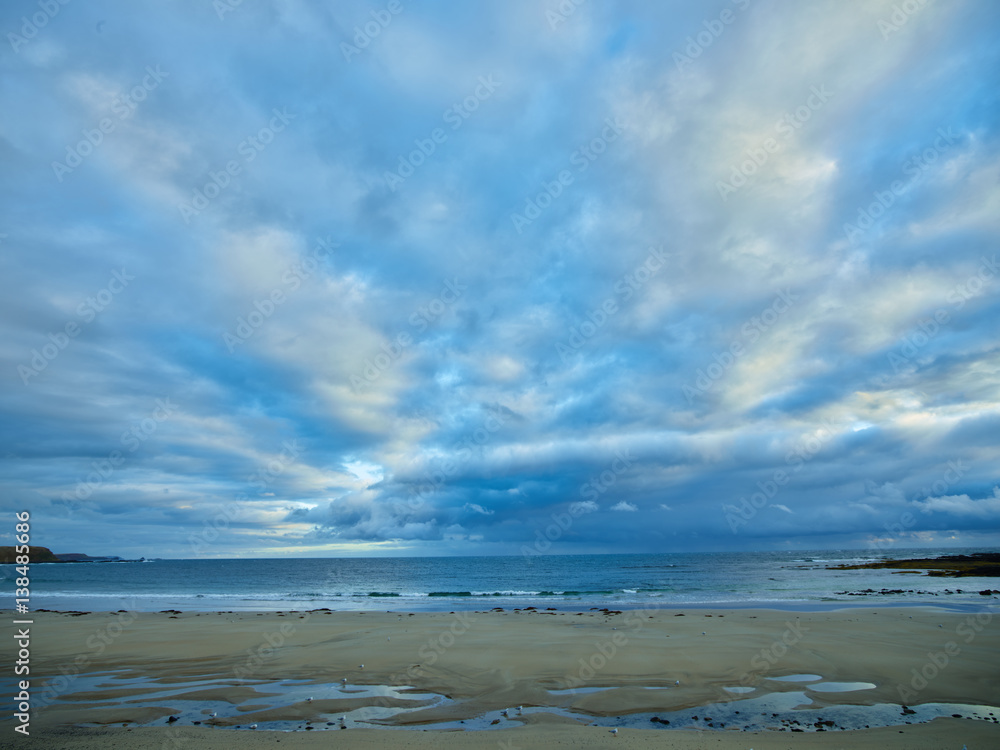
[2,605,998,748]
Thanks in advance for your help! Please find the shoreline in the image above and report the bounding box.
[2,606,997,748]
[14,596,1000,615]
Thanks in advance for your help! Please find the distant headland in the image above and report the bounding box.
[0,545,140,563]
[828,552,1000,577]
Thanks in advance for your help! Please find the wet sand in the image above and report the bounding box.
[2,606,998,748]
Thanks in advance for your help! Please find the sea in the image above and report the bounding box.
[4,547,998,613]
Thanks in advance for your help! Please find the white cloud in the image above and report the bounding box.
[611,501,638,512]
[914,487,1000,519]
[569,500,599,514]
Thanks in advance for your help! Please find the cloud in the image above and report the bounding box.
[914,487,1000,519]
[611,501,638,512]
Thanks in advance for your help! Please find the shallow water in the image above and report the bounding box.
[40,670,1000,734]
[808,681,877,692]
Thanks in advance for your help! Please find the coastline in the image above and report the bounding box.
[3,606,998,748]
[14,547,1000,614]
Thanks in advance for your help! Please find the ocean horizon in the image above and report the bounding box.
[7,546,999,613]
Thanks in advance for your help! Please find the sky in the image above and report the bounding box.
[1,0,999,559]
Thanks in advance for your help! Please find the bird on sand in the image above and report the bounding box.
[610,728,618,735]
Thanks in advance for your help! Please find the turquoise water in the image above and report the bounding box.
[4,547,998,612]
